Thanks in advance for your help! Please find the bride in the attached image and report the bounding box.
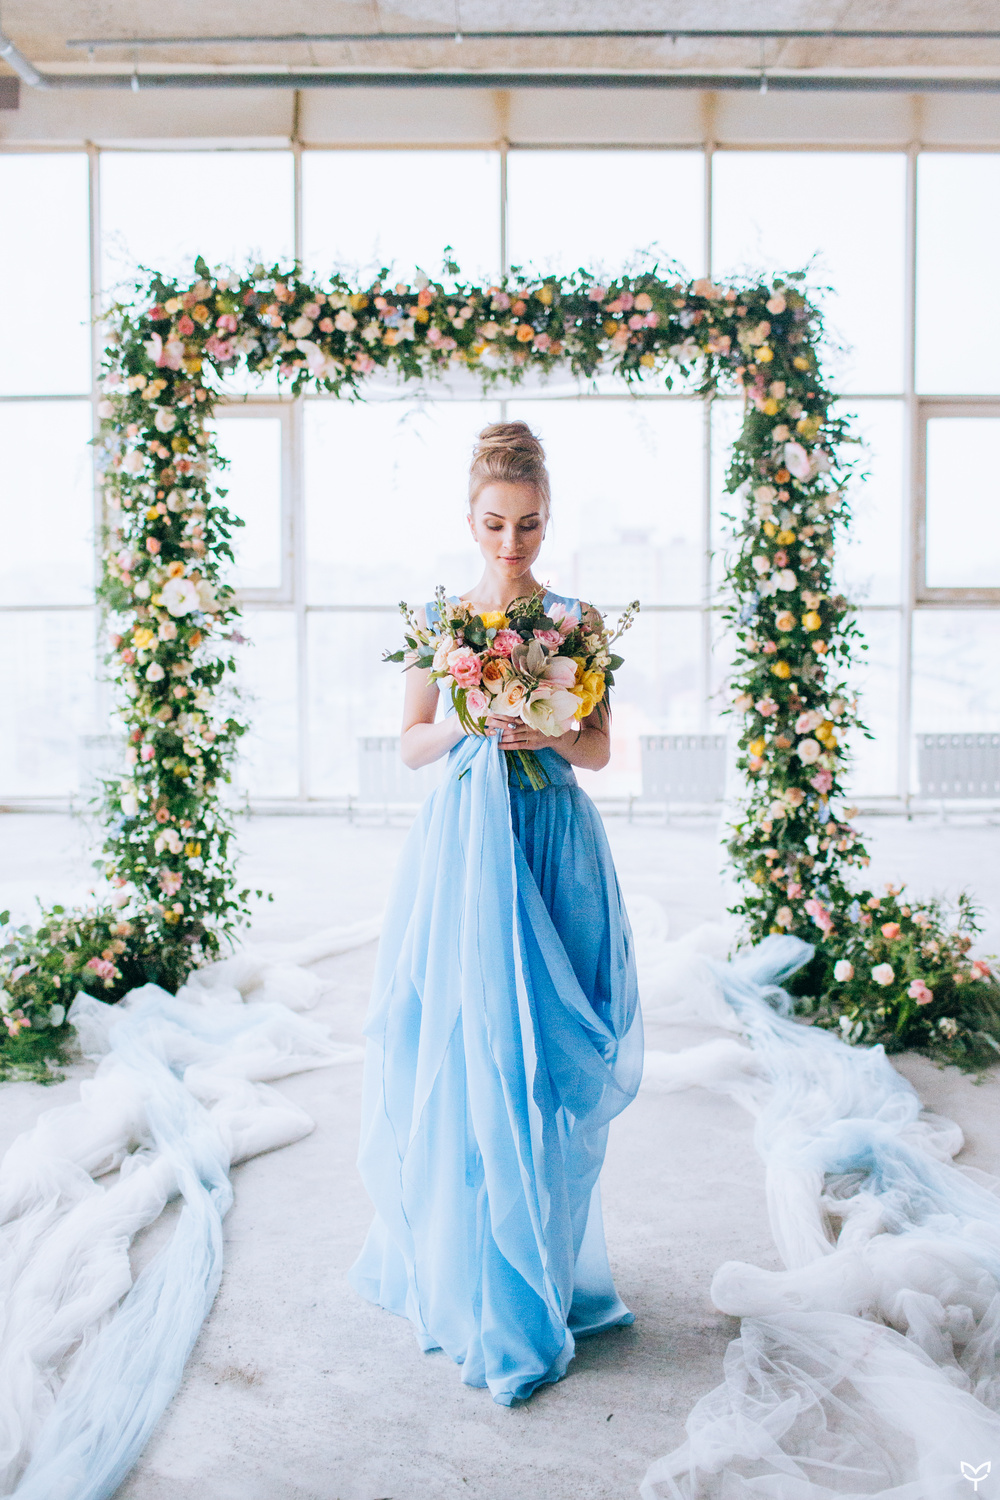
[348,421,644,1405]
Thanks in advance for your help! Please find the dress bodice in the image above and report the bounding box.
[424,589,583,630]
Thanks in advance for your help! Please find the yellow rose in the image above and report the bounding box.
[151,592,163,606]
[349,293,369,311]
[603,320,619,337]
[184,840,202,857]
[580,669,606,704]
[479,611,509,630]
[755,345,774,363]
[146,506,159,521]
[535,285,554,306]
[191,304,210,324]
[797,414,821,438]
[133,626,155,648]
[515,324,534,343]
[763,520,777,538]
[182,357,202,375]
[163,910,181,925]
[575,688,597,718]
[751,869,767,886]
[414,307,430,323]
[792,355,811,371]
[749,737,766,757]
[776,528,796,545]
[639,352,656,368]
[771,660,791,679]
[762,398,779,416]
[802,610,822,631]
[816,720,837,747]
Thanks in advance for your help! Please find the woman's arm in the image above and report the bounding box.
[398,607,468,769]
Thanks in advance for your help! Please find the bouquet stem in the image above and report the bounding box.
[506,749,550,791]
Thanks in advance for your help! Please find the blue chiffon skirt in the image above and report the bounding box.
[348,732,643,1404]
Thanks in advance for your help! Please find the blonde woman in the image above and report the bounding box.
[349,422,643,1405]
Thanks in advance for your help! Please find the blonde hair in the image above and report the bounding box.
[468,421,551,519]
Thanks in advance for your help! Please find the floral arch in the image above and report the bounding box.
[93,258,862,965]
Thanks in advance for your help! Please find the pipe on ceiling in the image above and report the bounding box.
[62,28,1000,46]
[6,70,1000,92]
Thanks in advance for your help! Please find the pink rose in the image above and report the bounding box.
[587,285,608,302]
[907,979,934,1005]
[543,656,578,688]
[177,314,196,337]
[490,629,522,658]
[464,687,489,720]
[971,959,992,981]
[158,870,182,897]
[804,897,834,934]
[533,332,551,351]
[810,769,834,793]
[881,922,901,941]
[533,628,563,649]
[786,882,803,899]
[141,744,155,761]
[84,956,117,980]
[756,697,778,717]
[446,646,481,689]
[146,538,161,554]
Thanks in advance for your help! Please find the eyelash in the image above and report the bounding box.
[486,522,538,532]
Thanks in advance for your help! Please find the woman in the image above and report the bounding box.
[348,422,643,1405]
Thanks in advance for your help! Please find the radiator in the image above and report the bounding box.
[917,733,1000,800]
[639,734,727,803]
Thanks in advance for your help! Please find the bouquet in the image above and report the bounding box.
[385,586,639,789]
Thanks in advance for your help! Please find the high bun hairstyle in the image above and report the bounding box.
[468,421,551,521]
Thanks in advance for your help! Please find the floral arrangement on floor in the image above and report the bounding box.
[787,883,1000,1072]
[385,586,637,789]
[0,901,196,1082]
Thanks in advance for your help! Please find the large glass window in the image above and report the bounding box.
[917,155,1000,395]
[506,150,705,278]
[713,152,906,395]
[0,154,91,397]
[303,151,500,282]
[923,415,1000,592]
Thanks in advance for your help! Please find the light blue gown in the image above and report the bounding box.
[348,591,643,1405]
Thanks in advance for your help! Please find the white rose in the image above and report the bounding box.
[758,577,779,597]
[494,679,528,717]
[97,399,115,419]
[134,580,151,599]
[145,661,165,682]
[751,555,771,575]
[783,441,812,481]
[872,963,895,987]
[122,451,145,474]
[834,960,854,982]
[775,569,797,590]
[120,793,139,816]
[289,315,314,338]
[161,575,201,617]
[797,738,821,763]
[335,309,358,333]
[48,1003,66,1028]
[195,578,220,614]
[111,887,131,908]
[154,407,176,433]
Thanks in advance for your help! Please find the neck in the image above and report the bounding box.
[468,565,544,613]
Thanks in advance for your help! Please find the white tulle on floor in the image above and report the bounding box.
[0,922,377,1500]
[632,909,1000,1500]
[4,895,999,1499]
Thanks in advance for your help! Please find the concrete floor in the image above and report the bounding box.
[1,809,999,1500]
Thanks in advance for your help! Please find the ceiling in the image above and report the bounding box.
[5,0,1000,82]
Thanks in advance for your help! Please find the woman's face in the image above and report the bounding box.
[468,481,545,576]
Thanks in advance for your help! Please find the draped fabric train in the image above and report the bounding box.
[349,604,643,1404]
[638,932,1000,1499]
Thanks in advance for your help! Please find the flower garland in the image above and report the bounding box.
[3,253,992,1076]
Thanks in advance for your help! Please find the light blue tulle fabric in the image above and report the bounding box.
[349,592,643,1405]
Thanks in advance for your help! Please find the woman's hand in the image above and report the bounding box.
[485,713,572,753]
